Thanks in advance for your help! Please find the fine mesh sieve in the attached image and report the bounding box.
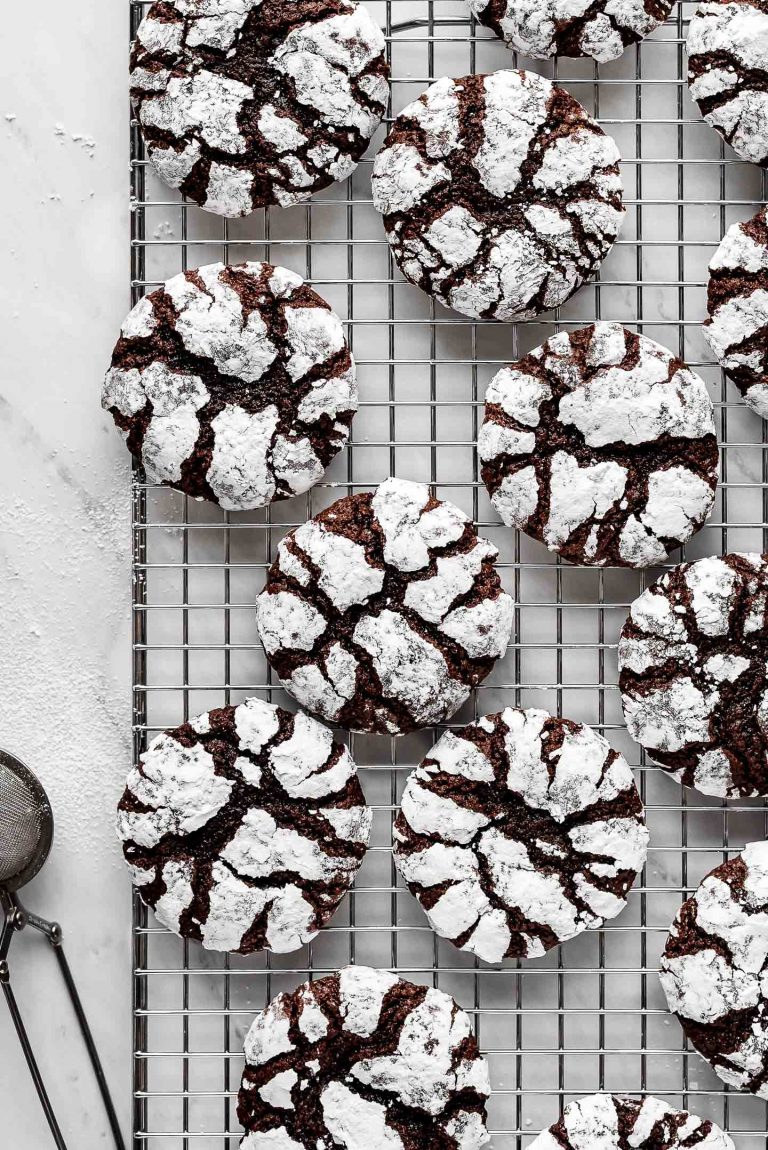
[0,749,53,891]
[0,748,126,1150]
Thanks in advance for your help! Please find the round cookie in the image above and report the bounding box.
[102,261,357,510]
[704,206,768,419]
[529,1094,733,1150]
[467,0,675,63]
[619,553,768,798]
[117,697,371,954]
[687,0,768,167]
[371,70,624,322]
[256,478,514,735]
[131,0,389,216]
[479,323,719,567]
[660,841,768,1098]
[393,708,649,963]
[237,965,491,1150]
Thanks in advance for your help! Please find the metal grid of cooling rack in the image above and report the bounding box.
[129,0,768,1145]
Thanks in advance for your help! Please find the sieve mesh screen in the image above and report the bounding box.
[0,758,52,891]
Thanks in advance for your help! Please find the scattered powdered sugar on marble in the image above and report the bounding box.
[705,205,768,419]
[102,261,356,510]
[660,843,768,1098]
[393,707,648,963]
[529,1094,734,1150]
[468,0,674,62]
[480,323,719,567]
[131,0,388,215]
[619,554,768,798]
[117,697,371,955]
[237,967,491,1149]
[372,70,624,322]
[687,0,768,167]
[256,477,514,735]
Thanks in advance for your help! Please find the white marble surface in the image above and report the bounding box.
[1,2,133,1144]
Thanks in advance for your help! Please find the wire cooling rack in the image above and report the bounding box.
[129,0,768,1145]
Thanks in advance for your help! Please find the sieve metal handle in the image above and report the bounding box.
[1,891,126,1150]
[0,979,69,1149]
[0,899,68,1149]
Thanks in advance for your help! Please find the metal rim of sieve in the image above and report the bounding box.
[0,748,54,894]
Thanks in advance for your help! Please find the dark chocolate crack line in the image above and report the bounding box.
[480,322,719,567]
[102,261,356,510]
[687,0,768,167]
[237,966,491,1150]
[371,70,625,322]
[529,1094,734,1150]
[619,553,768,798]
[255,477,515,735]
[705,205,768,419]
[393,708,648,963]
[660,842,768,1098]
[467,0,674,62]
[117,698,370,954]
[131,0,389,215]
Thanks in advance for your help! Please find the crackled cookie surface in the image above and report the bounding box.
[480,323,719,567]
[256,477,514,735]
[102,262,356,510]
[705,206,768,418]
[237,966,491,1150]
[393,708,648,963]
[117,698,370,954]
[660,841,768,1097]
[529,1094,734,1150]
[468,0,674,62]
[131,0,388,215]
[371,70,624,321]
[619,554,768,798]
[687,0,768,167]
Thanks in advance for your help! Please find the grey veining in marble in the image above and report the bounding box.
[1,1,132,1143]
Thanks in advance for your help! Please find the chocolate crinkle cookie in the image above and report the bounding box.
[117,697,371,954]
[131,0,389,215]
[687,0,768,167]
[102,261,356,510]
[256,477,514,735]
[660,841,768,1098]
[480,323,719,567]
[393,708,649,963]
[619,553,768,798]
[529,1094,734,1150]
[704,206,768,419]
[467,0,674,63]
[371,70,624,322]
[237,966,491,1150]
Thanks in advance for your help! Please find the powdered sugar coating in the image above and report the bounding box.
[530,1094,733,1150]
[103,262,356,510]
[705,206,768,418]
[687,0,768,167]
[256,478,514,735]
[480,324,719,567]
[619,554,768,798]
[117,697,370,954]
[393,708,648,963]
[371,71,624,321]
[238,967,491,1149]
[131,0,388,215]
[660,843,768,1098]
[468,0,674,62]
